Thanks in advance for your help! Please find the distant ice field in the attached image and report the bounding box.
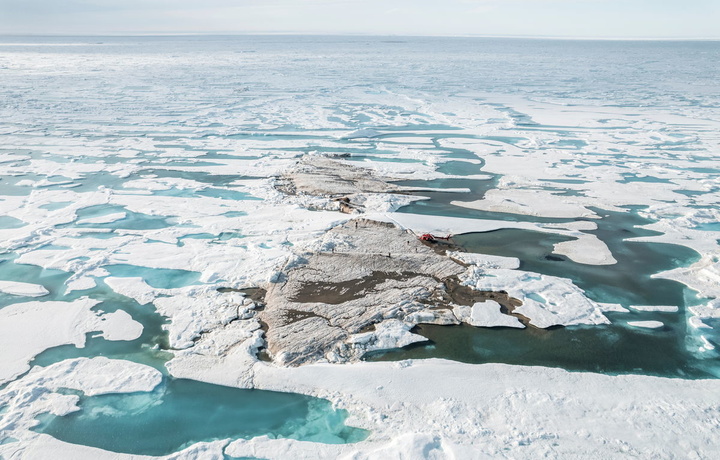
[1,36,719,457]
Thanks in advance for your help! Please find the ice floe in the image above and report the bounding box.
[627,321,665,329]
[453,300,525,328]
[0,280,49,297]
[629,305,679,313]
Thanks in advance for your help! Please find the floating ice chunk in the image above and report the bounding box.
[455,301,525,328]
[700,336,715,351]
[64,277,97,293]
[542,221,598,232]
[553,234,617,266]
[94,310,143,341]
[627,320,664,329]
[654,254,720,300]
[104,276,156,305]
[597,303,630,313]
[167,320,265,388]
[452,189,595,219]
[689,316,712,329]
[75,212,126,225]
[345,319,427,355]
[629,305,679,313]
[0,280,49,297]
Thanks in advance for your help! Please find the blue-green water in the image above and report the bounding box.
[26,277,366,453]
[35,378,368,456]
[0,253,71,308]
[69,205,172,231]
[0,216,25,229]
[368,205,718,378]
[104,264,204,290]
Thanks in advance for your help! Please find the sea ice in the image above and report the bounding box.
[462,268,610,328]
[627,321,664,329]
[454,300,525,328]
[0,358,167,460]
[629,305,679,313]
[446,251,520,270]
[0,280,49,297]
[75,212,127,225]
[0,298,144,383]
[552,234,617,265]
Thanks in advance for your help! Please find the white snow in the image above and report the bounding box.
[629,305,679,313]
[462,268,610,328]
[75,212,126,225]
[553,234,617,265]
[220,359,720,459]
[627,321,665,329]
[447,251,520,270]
[0,358,168,460]
[346,319,428,353]
[452,189,595,219]
[0,280,49,297]
[0,298,144,383]
[95,309,144,341]
[454,300,525,328]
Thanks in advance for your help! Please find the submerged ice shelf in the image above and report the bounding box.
[0,35,719,458]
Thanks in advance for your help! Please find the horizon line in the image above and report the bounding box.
[1,32,719,42]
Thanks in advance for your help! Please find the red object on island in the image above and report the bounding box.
[419,233,452,242]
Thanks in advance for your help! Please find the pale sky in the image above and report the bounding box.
[0,0,718,39]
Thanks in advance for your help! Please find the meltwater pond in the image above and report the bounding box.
[35,378,368,456]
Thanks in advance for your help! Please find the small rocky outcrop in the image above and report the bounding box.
[259,219,522,366]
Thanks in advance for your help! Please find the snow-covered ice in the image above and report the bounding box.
[461,268,610,328]
[0,298,144,383]
[629,305,679,313]
[0,280,49,297]
[454,300,525,328]
[627,320,665,329]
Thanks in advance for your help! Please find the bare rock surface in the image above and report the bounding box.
[275,155,402,197]
[260,219,522,366]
